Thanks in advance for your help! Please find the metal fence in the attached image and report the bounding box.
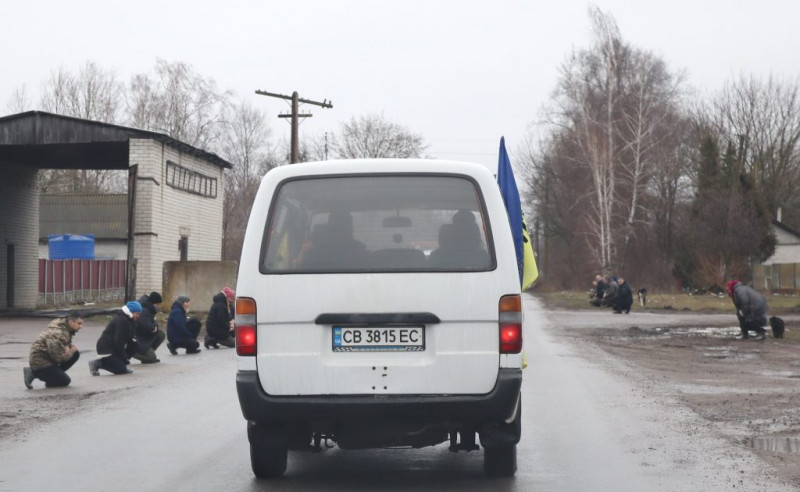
[38,259,127,306]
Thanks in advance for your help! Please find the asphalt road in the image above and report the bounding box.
[0,296,793,491]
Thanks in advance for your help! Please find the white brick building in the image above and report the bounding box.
[0,163,39,309]
[0,111,232,310]
[130,138,226,295]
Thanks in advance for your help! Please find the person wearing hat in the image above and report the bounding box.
[726,279,768,340]
[204,287,236,349]
[132,291,166,363]
[23,310,84,389]
[89,301,142,375]
[166,295,201,354]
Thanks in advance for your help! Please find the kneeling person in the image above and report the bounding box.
[132,291,166,363]
[205,287,236,349]
[88,301,141,375]
[166,296,201,354]
[23,310,84,389]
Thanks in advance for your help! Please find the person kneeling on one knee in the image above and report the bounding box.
[88,301,141,376]
[23,310,84,389]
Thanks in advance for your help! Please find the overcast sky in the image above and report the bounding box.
[3,0,800,171]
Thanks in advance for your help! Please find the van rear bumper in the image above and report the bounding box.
[237,368,522,425]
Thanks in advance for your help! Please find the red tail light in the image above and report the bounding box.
[236,297,257,356]
[499,294,523,354]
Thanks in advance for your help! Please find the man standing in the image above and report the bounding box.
[23,310,84,389]
[133,291,165,363]
[88,301,142,375]
[726,279,768,340]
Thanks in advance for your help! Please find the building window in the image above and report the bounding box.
[166,161,218,198]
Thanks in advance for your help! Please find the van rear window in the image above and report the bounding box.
[261,175,495,273]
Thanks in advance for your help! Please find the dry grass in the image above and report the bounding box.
[535,290,800,314]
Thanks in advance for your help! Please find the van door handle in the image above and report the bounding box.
[315,312,440,325]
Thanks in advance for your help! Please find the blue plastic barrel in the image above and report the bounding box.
[48,234,96,260]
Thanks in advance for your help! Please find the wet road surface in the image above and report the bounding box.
[0,296,793,491]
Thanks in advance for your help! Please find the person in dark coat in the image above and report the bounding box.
[132,291,165,363]
[613,277,634,314]
[88,301,141,376]
[726,279,768,340]
[166,296,201,354]
[204,287,236,349]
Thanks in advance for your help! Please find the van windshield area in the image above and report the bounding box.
[261,175,495,273]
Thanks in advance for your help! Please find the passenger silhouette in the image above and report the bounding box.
[430,210,489,268]
[302,211,367,269]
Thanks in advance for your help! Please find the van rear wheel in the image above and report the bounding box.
[248,421,288,478]
[251,441,288,478]
[483,443,517,477]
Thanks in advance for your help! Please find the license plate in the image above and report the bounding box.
[332,326,425,352]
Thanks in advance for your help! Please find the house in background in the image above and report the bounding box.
[39,194,128,260]
[754,210,800,292]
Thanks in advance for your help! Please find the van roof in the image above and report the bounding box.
[265,159,494,180]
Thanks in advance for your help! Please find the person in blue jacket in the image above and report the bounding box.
[166,296,201,354]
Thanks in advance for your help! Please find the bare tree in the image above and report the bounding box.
[525,7,689,288]
[40,62,123,122]
[219,101,279,260]
[519,131,597,287]
[330,112,427,159]
[127,58,231,151]
[615,53,686,268]
[703,75,800,229]
[646,115,695,258]
[37,62,126,193]
[5,84,32,114]
[548,6,628,271]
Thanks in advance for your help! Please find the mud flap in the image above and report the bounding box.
[478,396,521,447]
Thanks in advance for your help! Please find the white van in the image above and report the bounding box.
[235,159,523,478]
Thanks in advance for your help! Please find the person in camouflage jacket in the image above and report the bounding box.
[24,310,84,389]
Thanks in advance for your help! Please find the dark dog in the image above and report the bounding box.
[637,288,647,307]
[769,316,785,339]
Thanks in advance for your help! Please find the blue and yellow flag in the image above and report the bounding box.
[497,137,538,290]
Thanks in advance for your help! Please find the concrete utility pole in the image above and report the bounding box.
[255,90,333,163]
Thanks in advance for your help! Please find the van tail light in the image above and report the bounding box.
[236,297,257,356]
[499,294,523,354]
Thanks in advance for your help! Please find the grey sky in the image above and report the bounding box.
[3,0,799,171]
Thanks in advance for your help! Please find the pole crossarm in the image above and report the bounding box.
[255,89,333,163]
[255,90,333,109]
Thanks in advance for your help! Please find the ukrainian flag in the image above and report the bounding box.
[497,137,538,290]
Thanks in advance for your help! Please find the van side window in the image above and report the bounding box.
[261,175,495,273]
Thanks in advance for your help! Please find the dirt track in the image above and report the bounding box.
[544,306,800,486]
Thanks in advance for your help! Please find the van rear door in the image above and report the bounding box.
[248,172,517,396]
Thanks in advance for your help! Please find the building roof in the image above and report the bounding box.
[0,111,232,170]
[773,219,800,241]
[40,194,128,240]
